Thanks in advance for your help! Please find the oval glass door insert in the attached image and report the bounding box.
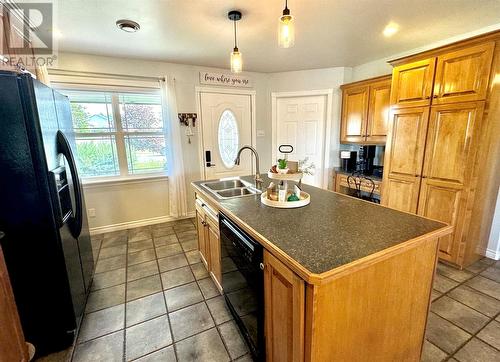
[218,110,239,168]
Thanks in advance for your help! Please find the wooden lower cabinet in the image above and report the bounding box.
[206,216,222,289]
[418,179,464,262]
[195,197,222,290]
[382,175,421,213]
[195,205,209,269]
[262,235,439,361]
[264,250,305,362]
[0,240,29,362]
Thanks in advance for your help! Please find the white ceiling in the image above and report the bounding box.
[54,0,500,73]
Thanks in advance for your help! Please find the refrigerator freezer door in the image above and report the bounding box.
[53,91,94,292]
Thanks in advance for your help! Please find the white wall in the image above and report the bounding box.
[54,52,270,230]
[486,188,500,260]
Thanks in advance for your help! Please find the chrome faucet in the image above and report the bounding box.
[234,145,263,189]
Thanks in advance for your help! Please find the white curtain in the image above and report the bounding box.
[160,76,188,218]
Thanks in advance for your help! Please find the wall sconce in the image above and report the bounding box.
[178,113,197,144]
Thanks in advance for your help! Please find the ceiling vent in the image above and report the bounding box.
[116,19,140,33]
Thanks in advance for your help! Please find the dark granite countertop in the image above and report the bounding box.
[192,176,448,276]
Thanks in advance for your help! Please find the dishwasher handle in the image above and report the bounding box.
[220,216,258,253]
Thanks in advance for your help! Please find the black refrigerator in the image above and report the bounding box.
[0,71,94,356]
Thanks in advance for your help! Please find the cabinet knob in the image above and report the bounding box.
[259,263,265,270]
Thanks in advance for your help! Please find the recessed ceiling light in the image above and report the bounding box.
[383,22,399,37]
[116,19,140,33]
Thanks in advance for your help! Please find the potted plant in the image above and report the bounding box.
[277,158,288,174]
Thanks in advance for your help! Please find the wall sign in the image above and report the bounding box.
[199,71,252,88]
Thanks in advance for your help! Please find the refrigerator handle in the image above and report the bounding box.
[56,131,83,238]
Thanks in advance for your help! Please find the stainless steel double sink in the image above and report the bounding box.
[202,178,262,199]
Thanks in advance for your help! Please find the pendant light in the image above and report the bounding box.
[228,10,243,73]
[278,0,295,48]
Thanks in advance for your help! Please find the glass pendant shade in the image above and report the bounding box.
[231,48,243,73]
[278,14,295,48]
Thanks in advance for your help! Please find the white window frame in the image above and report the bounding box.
[67,89,168,183]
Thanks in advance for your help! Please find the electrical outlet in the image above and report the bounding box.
[257,129,265,137]
[88,208,96,218]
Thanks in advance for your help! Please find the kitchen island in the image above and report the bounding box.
[192,175,452,362]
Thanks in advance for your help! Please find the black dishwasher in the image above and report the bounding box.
[219,213,264,361]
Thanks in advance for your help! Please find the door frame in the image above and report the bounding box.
[195,86,257,181]
[271,89,334,189]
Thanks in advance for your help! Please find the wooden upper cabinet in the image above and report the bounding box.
[366,78,392,143]
[264,250,304,362]
[341,85,369,143]
[385,107,429,178]
[340,75,391,144]
[422,103,484,185]
[433,43,494,104]
[391,58,436,108]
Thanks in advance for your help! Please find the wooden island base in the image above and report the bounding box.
[302,237,438,361]
[193,182,451,362]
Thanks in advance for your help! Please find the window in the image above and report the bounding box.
[63,90,167,179]
[218,110,239,168]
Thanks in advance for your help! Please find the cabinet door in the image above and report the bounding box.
[340,85,369,143]
[417,179,463,262]
[195,207,209,269]
[366,79,391,143]
[382,175,421,213]
[391,58,436,108]
[381,107,429,212]
[206,217,222,290]
[422,103,483,185]
[419,103,483,263]
[0,245,29,361]
[433,43,494,105]
[264,250,304,362]
[384,107,429,178]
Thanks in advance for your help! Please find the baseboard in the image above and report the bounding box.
[90,211,196,235]
[485,248,500,260]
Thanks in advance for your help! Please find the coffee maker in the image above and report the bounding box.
[357,146,376,175]
[340,151,357,172]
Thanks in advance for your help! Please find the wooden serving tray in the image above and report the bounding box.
[260,191,310,208]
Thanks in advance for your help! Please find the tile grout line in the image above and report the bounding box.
[428,260,500,359]
[71,231,107,361]
[122,230,131,362]
[176,217,237,362]
[152,226,179,362]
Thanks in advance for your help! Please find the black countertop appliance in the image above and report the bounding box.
[357,145,376,175]
[340,150,357,172]
[0,71,94,356]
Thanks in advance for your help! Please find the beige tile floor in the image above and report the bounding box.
[422,257,500,361]
[36,218,500,361]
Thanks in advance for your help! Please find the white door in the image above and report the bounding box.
[276,95,327,187]
[200,91,254,180]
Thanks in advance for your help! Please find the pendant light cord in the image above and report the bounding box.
[233,19,238,49]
